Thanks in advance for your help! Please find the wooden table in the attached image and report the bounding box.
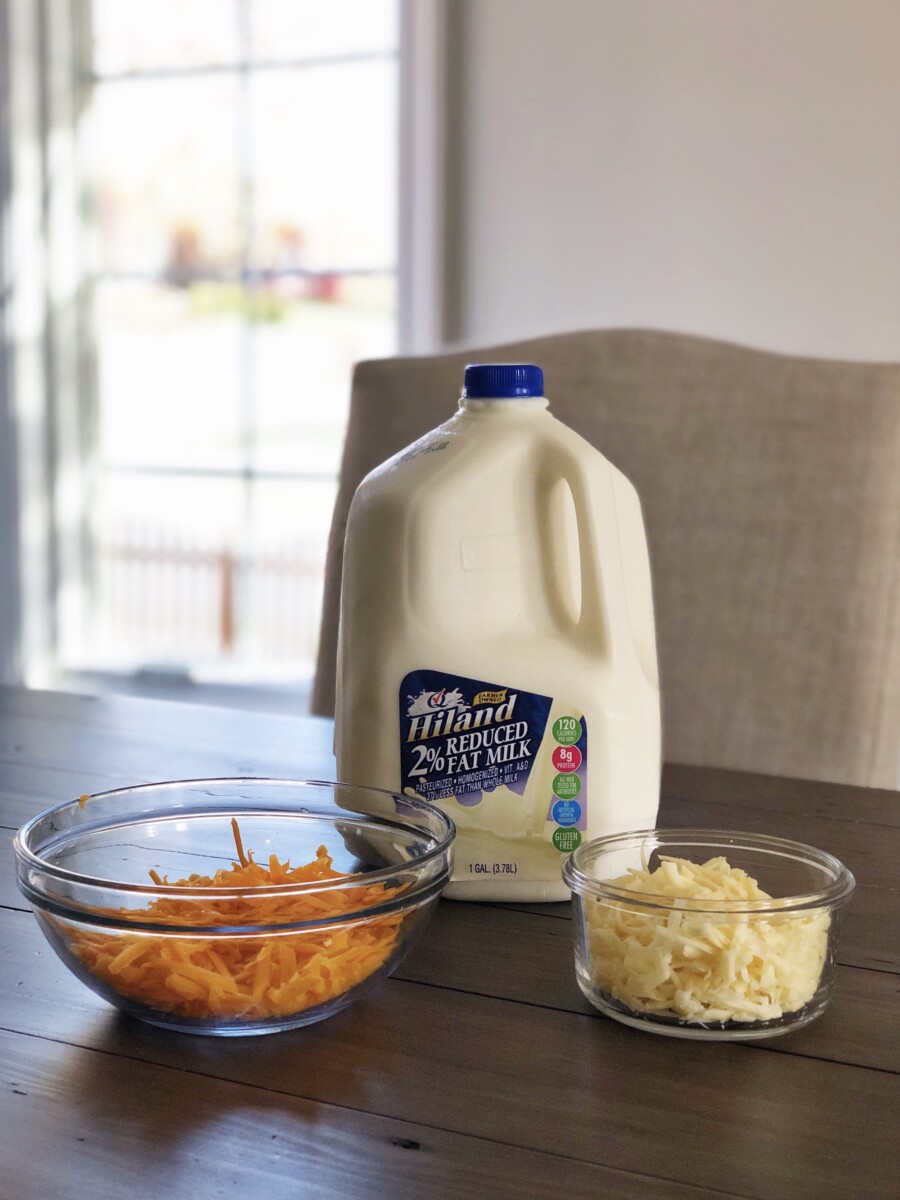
[1,686,897,1200]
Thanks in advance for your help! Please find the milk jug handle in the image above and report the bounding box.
[557,451,613,652]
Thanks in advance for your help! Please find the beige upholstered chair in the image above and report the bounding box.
[312,329,900,789]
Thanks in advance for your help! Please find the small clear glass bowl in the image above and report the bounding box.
[562,829,855,1040]
[14,779,455,1037]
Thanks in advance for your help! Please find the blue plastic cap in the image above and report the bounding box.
[462,363,544,399]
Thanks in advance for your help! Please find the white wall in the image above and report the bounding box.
[444,0,900,360]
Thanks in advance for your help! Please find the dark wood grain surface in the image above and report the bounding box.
[1,686,897,1200]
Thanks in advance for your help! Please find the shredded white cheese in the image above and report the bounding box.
[586,856,830,1023]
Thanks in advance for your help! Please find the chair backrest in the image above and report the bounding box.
[312,328,900,789]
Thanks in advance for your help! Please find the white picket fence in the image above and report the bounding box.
[96,526,328,666]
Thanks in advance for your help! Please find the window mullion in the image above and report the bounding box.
[236,0,256,661]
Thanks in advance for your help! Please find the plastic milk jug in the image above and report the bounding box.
[335,363,661,901]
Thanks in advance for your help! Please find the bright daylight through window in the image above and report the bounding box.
[66,0,398,703]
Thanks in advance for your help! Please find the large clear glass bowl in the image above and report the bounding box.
[15,778,454,1036]
[562,829,855,1040]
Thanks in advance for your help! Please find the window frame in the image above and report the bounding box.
[0,0,448,689]
[397,0,449,354]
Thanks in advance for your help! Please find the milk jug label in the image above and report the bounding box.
[400,669,588,881]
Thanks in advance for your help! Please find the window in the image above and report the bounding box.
[65,1,399,694]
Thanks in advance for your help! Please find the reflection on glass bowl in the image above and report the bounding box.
[15,778,455,1037]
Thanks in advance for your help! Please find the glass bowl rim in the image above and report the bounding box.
[562,827,856,913]
[14,776,456,918]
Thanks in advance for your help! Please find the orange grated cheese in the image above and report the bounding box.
[65,820,406,1022]
[78,794,90,809]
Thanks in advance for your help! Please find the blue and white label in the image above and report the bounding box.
[400,669,552,804]
[551,799,582,827]
[399,669,588,879]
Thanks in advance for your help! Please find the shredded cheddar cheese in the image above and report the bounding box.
[78,794,90,809]
[66,819,406,1022]
[586,856,830,1024]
